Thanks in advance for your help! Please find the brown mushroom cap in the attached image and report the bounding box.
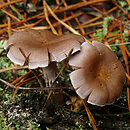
[4,29,85,69]
[69,41,126,106]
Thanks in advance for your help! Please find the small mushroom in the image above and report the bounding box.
[69,41,126,106]
[4,29,85,87]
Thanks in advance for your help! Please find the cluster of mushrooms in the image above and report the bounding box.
[4,29,126,106]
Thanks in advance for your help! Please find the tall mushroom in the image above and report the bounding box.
[69,41,126,106]
[4,29,85,88]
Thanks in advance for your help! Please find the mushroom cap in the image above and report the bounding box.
[4,29,85,69]
[69,41,126,106]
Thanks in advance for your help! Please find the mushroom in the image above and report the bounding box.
[69,41,126,106]
[4,29,85,88]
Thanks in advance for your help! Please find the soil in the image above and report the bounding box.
[0,85,130,130]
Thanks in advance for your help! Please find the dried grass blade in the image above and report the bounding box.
[120,20,130,111]
[43,1,58,35]
[0,0,24,9]
[81,99,98,130]
[45,1,91,43]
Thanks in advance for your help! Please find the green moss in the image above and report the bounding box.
[93,17,112,41]
[0,113,9,130]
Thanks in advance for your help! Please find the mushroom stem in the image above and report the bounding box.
[42,62,59,88]
[42,62,64,104]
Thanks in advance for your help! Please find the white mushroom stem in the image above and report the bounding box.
[42,62,64,104]
[42,62,59,88]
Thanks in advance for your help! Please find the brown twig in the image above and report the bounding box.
[54,0,110,14]
[7,16,12,38]
[52,48,73,86]
[1,9,20,21]
[31,69,44,89]
[81,99,98,130]
[0,78,69,90]
[119,19,130,111]
[112,1,130,20]
[7,0,25,21]
[45,1,91,44]
[48,12,83,28]
[43,1,58,35]
[102,20,120,43]
[6,70,32,89]
[0,66,28,73]
[126,0,130,5]
[62,0,85,35]
[14,73,43,87]
[55,0,63,35]
[76,6,117,29]
[0,0,24,9]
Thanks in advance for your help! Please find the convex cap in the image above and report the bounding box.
[69,41,126,106]
[4,29,85,69]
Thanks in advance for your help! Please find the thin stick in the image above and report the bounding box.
[0,66,28,73]
[15,18,46,30]
[112,1,130,19]
[62,0,85,34]
[126,0,130,5]
[76,6,117,28]
[45,1,79,35]
[79,21,104,29]
[52,48,73,86]
[53,0,110,14]
[7,0,24,20]
[7,16,12,38]
[81,98,98,130]
[12,71,44,99]
[0,12,45,29]
[33,12,83,30]
[15,73,43,87]
[107,36,120,43]
[62,0,72,27]
[0,0,24,9]
[19,48,44,89]
[102,20,119,43]
[45,1,91,44]
[1,9,20,21]
[6,70,32,89]
[55,0,63,35]
[109,42,130,46]
[0,0,110,28]
[120,20,130,111]
[31,69,44,89]
[0,78,69,90]
[43,1,58,35]
[126,73,130,81]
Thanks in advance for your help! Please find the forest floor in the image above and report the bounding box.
[0,0,130,129]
